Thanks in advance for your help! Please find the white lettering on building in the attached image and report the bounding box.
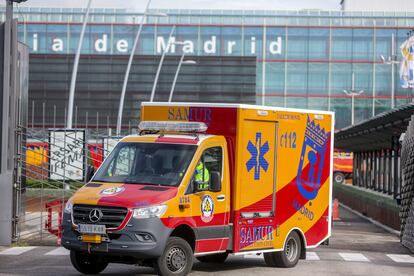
[116,39,128,53]
[251,37,256,54]
[227,41,236,54]
[183,40,194,54]
[30,33,284,56]
[52,38,63,52]
[95,34,108,53]
[33,33,38,52]
[269,36,282,55]
[157,36,176,53]
[204,36,216,54]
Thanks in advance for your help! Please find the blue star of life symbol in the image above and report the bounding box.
[246,132,269,180]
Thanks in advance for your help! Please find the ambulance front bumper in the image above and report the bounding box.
[61,212,172,258]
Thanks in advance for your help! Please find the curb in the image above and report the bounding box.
[339,202,401,237]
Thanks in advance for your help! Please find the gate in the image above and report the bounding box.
[13,126,120,245]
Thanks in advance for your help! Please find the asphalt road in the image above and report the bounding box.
[0,207,413,276]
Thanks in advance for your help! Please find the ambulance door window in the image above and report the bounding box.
[190,147,223,193]
[204,147,223,192]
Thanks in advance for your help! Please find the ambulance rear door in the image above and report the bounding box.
[234,110,278,252]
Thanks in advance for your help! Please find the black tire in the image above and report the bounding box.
[70,250,108,274]
[196,252,228,263]
[154,237,194,276]
[334,172,345,184]
[264,231,301,268]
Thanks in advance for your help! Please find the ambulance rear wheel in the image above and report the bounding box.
[154,237,194,276]
[334,172,345,184]
[70,250,108,274]
[196,252,228,263]
[264,231,301,268]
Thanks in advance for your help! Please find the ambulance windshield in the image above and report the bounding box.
[93,142,197,186]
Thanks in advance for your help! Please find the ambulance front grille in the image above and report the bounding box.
[72,204,128,229]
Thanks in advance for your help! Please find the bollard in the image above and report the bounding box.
[332,198,340,221]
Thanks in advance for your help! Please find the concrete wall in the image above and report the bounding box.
[334,183,400,230]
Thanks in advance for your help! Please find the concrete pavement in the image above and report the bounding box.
[0,207,413,275]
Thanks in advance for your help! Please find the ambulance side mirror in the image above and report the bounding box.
[209,172,221,192]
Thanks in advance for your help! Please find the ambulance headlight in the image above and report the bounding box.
[133,205,167,219]
[64,200,73,214]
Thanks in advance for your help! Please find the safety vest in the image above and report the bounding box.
[195,162,209,189]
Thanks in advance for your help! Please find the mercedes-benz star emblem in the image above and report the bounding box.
[89,208,103,223]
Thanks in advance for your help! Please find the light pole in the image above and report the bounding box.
[150,25,176,102]
[67,0,92,129]
[169,53,196,103]
[380,33,400,109]
[116,0,167,136]
[343,72,364,125]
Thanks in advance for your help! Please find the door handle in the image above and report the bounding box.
[217,195,225,202]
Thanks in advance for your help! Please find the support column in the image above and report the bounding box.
[353,152,357,186]
[0,1,13,246]
[392,136,399,199]
[388,148,393,195]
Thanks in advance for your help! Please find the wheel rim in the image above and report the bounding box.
[166,246,187,273]
[285,237,298,262]
[335,174,343,183]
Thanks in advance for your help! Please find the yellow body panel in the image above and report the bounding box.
[131,103,333,252]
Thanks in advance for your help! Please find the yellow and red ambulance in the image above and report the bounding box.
[62,103,334,276]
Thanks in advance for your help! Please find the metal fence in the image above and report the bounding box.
[352,148,401,199]
[12,125,126,245]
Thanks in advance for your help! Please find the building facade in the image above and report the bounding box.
[3,7,414,129]
[341,0,414,12]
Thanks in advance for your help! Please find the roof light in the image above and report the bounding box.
[138,121,208,133]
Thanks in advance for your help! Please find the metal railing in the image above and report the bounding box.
[12,125,123,245]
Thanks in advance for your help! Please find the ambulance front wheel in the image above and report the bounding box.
[70,250,108,274]
[264,231,301,268]
[154,237,194,276]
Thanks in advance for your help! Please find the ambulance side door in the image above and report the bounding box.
[186,142,230,254]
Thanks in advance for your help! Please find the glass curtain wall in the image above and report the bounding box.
[11,8,414,129]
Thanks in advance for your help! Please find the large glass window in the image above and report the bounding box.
[221,27,242,56]
[352,29,373,60]
[174,26,199,55]
[112,25,134,54]
[308,63,329,95]
[332,28,352,60]
[244,27,263,58]
[375,64,391,96]
[287,28,309,60]
[308,28,329,60]
[375,29,396,58]
[331,63,352,95]
[265,62,284,92]
[266,27,285,60]
[94,142,197,186]
[200,26,221,56]
[138,25,155,55]
[286,62,308,95]
[90,25,111,54]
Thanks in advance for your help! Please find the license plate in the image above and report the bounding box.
[82,234,102,244]
[78,224,106,234]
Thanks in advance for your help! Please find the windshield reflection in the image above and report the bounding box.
[93,142,197,186]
